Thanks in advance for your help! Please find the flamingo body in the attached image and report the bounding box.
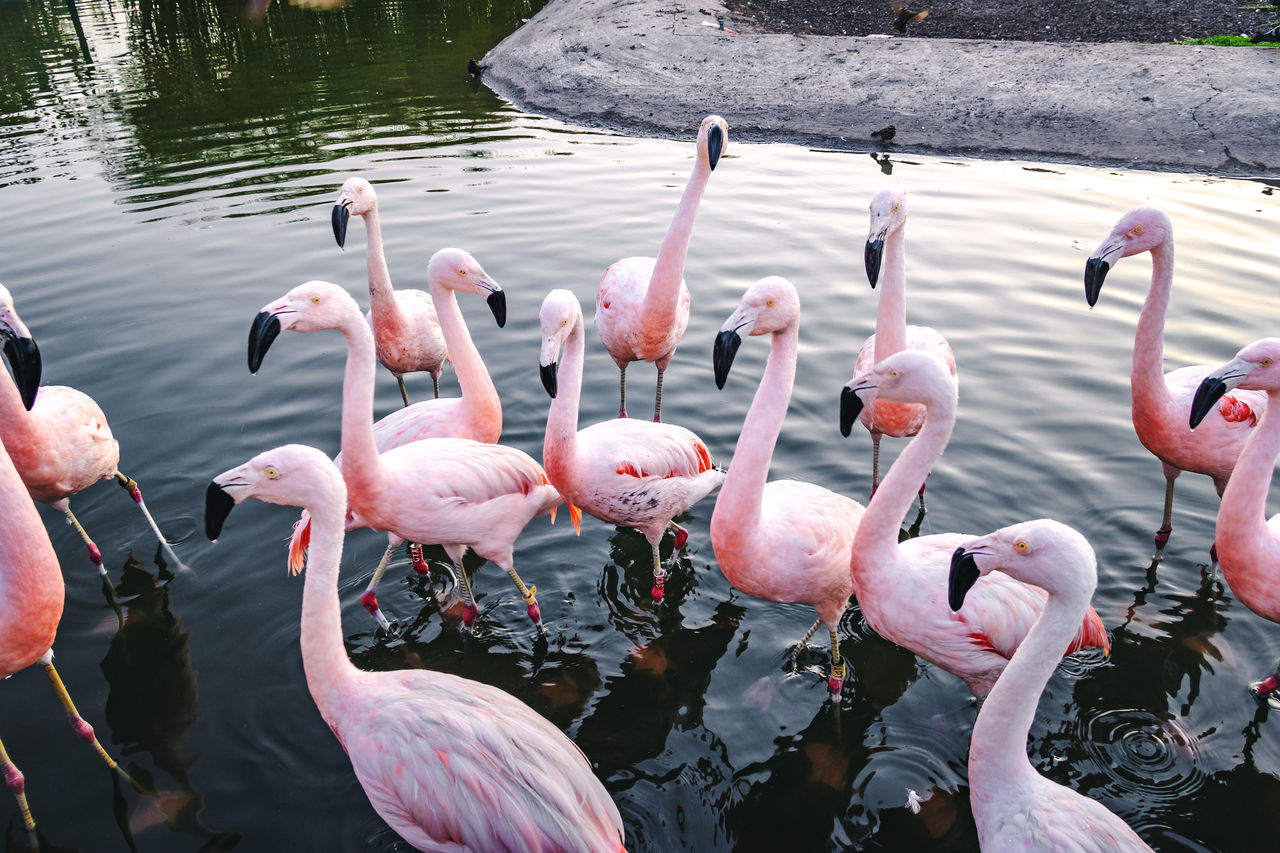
[1,384,118,509]
[207,446,625,852]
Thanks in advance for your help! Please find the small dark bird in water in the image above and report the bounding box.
[871,125,896,142]
[891,2,929,33]
[1250,23,1280,43]
[467,59,483,77]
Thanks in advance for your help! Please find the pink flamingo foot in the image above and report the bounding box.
[527,601,543,630]
[87,542,104,574]
[1154,524,1172,549]
[827,675,843,696]
[361,591,393,633]
[651,567,667,603]
[462,603,479,632]
[409,544,430,575]
[618,406,628,418]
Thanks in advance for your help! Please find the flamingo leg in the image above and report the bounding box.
[361,543,397,633]
[827,627,846,698]
[42,656,140,792]
[1154,473,1176,556]
[408,543,431,576]
[63,506,105,575]
[870,431,882,493]
[665,521,689,567]
[797,617,822,648]
[397,376,412,407]
[653,368,665,422]
[618,364,628,418]
[0,736,36,848]
[452,558,479,632]
[501,565,543,633]
[649,542,666,603]
[114,471,187,572]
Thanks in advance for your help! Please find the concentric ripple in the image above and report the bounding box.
[1074,708,1208,808]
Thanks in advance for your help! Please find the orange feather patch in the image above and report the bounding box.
[1065,606,1110,656]
[1219,394,1258,427]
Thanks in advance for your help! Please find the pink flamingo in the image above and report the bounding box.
[841,350,1109,696]
[853,189,955,493]
[595,115,727,421]
[332,176,448,405]
[951,520,1153,851]
[205,444,626,852]
[1189,337,1280,699]
[250,278,561,634]
[0,322,140,847]
[0,283,184,576]
[1085,205,1264,559]
[710,276,866,697]
[540,288,724,602]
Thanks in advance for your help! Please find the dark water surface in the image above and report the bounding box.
[1,1,1278,850]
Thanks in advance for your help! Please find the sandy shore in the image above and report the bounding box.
[481,0,1279,177]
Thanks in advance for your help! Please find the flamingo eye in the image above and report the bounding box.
[264,467,280,479]
[889,370,899,378]
[459,269,467,276]
[311,295,321,304]
[1133,225,1144,235]
[765,298,775,307]
[1264,358,1274,367]
[561,318,567,327]
[892,204,900,212]
[1015,540,1029,553]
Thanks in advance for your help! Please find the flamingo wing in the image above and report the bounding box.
[381,438,551,504]
[580,418,713,481]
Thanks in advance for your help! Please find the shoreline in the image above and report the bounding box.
[481,0,1280,178]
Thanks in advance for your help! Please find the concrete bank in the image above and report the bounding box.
[482,0,1279,177]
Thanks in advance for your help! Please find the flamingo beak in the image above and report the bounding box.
[1083,257,1109,307]
[707,123,724,171]
[486,289,507,328]
[540,361,558,398]
[839,385,867,437]
[1,332,41,411]
[713,329,742,390]
[864,237,885,288]
[948,547,981,611]
[204,481,237,541]
[1189,357,1249,428]
[248,310,283,374]
[332,200,352,248]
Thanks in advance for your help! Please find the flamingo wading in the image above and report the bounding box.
[711,276,865,696]
[951,521,1153,852]
[205,444,626,852]
[596,115,727,421]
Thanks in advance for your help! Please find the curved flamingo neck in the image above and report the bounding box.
[643,156,712,327]
[0,369,41,456]
[970,579,1090,789]
[335,303,385,500]
[718,325,798,530]
[297,485,360,724]
[1218,387,1280,545]
[360,207,405,325]
[430,282,500,436]
[857,391,954,557]
[1131,240,1174,420]
[544,311,584,477]
[874,225,908,362]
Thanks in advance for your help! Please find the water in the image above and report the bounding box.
[1,0,1278,850]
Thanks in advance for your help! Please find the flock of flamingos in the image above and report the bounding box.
[1,113,1278,851]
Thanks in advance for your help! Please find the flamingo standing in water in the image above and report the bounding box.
[1189,337,1280,699]
[251,276,559,634]
[711,277,865,697]
[950,521,1153,851]
[596,115,727,421]
[0,319,140,847]
[205,444,626,852]
[1085,206,1263,559]
[332,176,448,405]
[841,350,1109,696]
[854,189,955,494]
[540,289,724,602]
[288,247,506,600]
[0,283,183,575]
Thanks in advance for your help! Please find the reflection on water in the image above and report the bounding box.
[1,0,1279,850]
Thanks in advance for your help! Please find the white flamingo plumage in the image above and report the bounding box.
[710,276,865,696]
[595,115,727,421]
[250,277,563,634]
[205,444,626,852]
[540,288,724,602]
[841,350,1110,696]
[854,189,955,493]
[0,283,183,576]
[332,176,448,405]
[1085,205,1264,559]
[1189,337,1280,699]
[951,521,1153,852]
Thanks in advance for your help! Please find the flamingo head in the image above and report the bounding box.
[538,288,581,398]
[864,188,907,288]
[1190,337,1280,429]
[427,247,506,327]
[331,176,377,248]
[1084,206,1172,307]
[0,282,41,411]
[248,281,360,373]
[713,276,799,389]
[205,444,346,546]
[840,349,955,437]
[698,115,729,171]
[949,519,1097,612]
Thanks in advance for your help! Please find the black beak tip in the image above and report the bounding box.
[331,202,350,248]
[487,290,507,328]
[707,124,724,171]
[864,239,885,288]
[712,330,741,391]
[540,362,558,398]
[3,335,41,411]
[839,386,863,438]
[248,311,282,374]
[1084,257,1108,308]
[1189,377,1228,429]
[948,548,981,612]
[204,481,236,541]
